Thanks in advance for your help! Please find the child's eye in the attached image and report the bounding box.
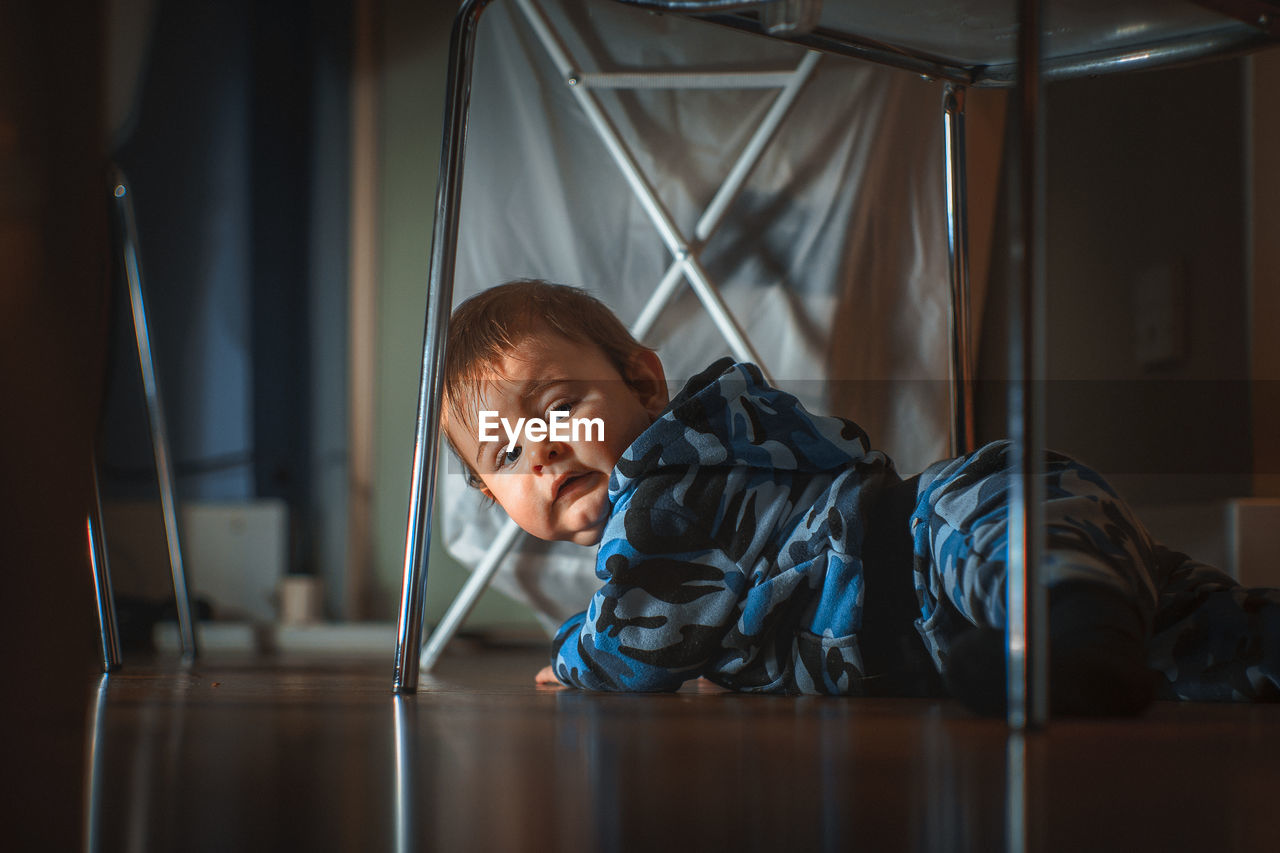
[549,400,573,415]
[499,445,522,468]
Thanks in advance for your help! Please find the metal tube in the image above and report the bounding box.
[692,13,973,85]
[392,0,494,693]
[632,50,819,343]
[419,518,522,671]
[695,50,820,243]
[580,70,800,89]
[695,11,1272,90]
[514,0,574,79]
[112,169,198,662]
[980,27,1276,87]
[562,82,773,366]
[630,261,688,343]
[568,74,690,257]
[517,0,772,378]
[88,462,122,672]
[943,83,975,456]
[678,252,772,381]
[1006,0,1048,730]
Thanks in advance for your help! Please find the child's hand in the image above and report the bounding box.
[534,665,563,688]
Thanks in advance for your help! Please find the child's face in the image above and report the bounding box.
[448,332,667,545]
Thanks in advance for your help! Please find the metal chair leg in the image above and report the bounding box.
[943,83,976,458]
[392,0,496,693]
[1006,0,1049,731]
[88,461,122,672]
[111,168,199,662]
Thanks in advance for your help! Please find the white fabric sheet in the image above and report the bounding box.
[444,0,953,629]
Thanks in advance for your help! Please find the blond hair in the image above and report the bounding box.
[443,280,649,485]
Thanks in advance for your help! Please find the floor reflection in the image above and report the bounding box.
[541,690,1012,852]
[83,674,109,853]
[393,696,414,853]
[75,654,1280,852]
[1006,731,1027,853]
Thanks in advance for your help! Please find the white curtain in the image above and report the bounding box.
[445,0,954,628]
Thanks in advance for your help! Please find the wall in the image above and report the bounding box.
[978,58,1254,508]
[1252,48,1280,498]
[1048,59,1251,505]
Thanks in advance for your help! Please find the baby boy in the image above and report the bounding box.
[443,280,1280,713]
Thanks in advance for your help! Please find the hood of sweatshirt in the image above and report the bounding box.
[608,359,875,506]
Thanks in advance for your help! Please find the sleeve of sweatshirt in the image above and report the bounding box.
[548,498,744,692]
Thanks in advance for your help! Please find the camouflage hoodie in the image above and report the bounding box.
[550,358,900,694]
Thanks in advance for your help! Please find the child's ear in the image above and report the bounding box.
[467,471,496,504]
[625,348,669,417]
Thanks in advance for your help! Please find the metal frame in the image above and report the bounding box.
[89,169,200,669]
[392,0,1272,727]
[414,0,824,673]
[392,0,980,690]
[1005,0,1049,733]
[943,82,975,457]
[662,4,1276,89]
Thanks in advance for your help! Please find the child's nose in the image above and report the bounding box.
[529,440,564,472]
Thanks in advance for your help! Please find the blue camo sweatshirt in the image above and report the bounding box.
[550,358,900,694]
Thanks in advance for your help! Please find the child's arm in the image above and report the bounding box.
[546,463,767,692]
[546,542,743,692]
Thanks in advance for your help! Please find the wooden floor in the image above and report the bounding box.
[31,645,1280,851]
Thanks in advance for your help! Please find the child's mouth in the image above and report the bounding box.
[554,472,594,502]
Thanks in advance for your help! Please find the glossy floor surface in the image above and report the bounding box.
[30,646,1280,852]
